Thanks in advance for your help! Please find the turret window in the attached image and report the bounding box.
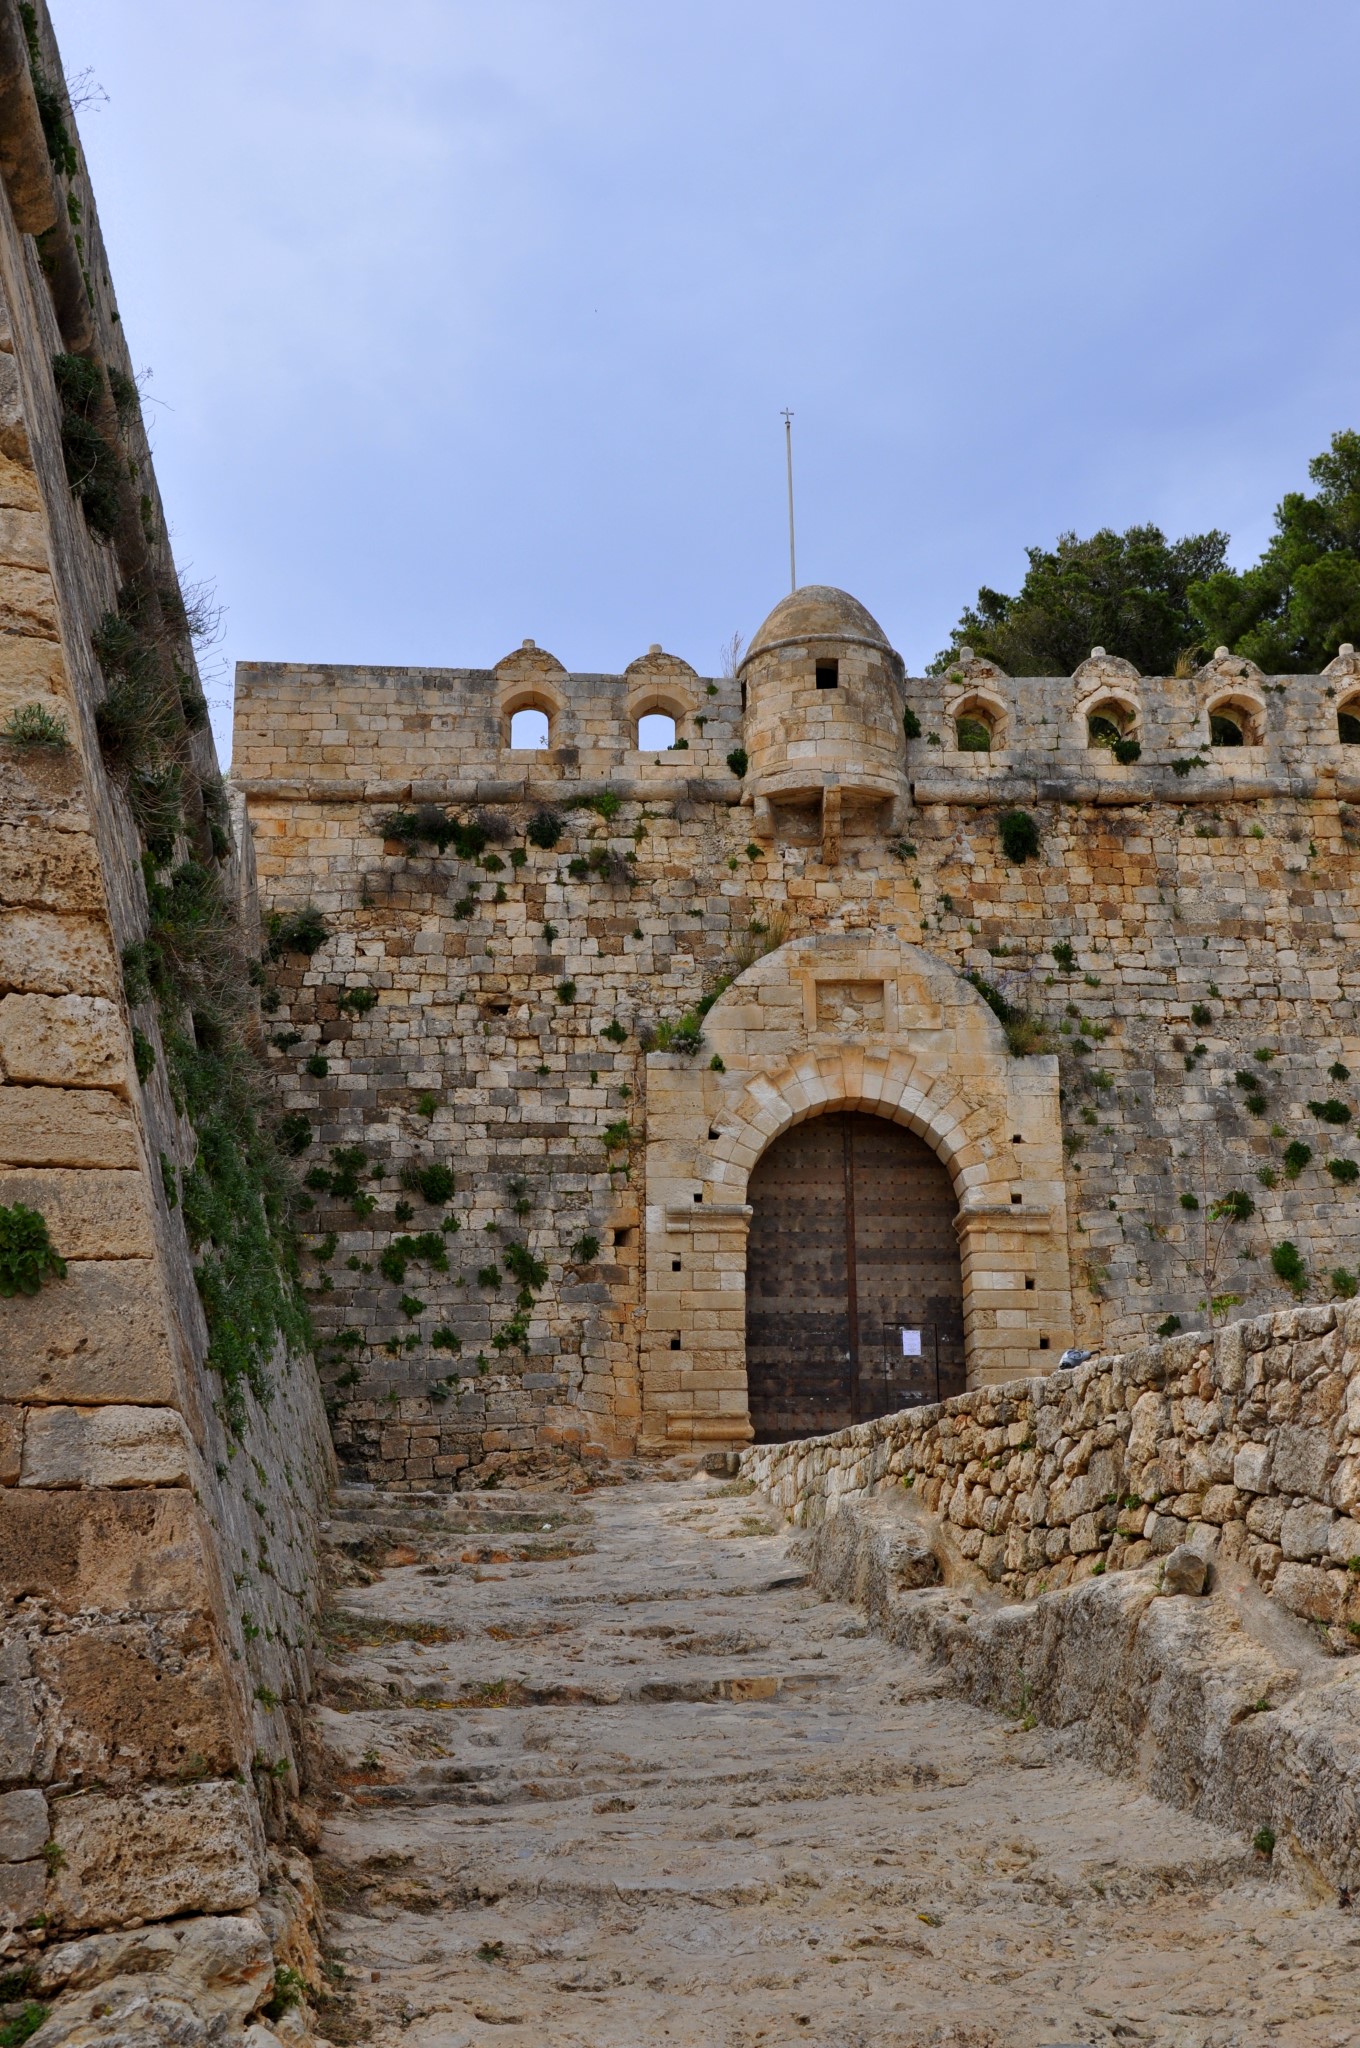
[815,660,839,689]
[509,706,550,749]
[637,712,677,750]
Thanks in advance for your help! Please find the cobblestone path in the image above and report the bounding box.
[308,1474,1360,2048]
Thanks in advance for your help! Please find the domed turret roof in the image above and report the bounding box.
[741,585,898,669]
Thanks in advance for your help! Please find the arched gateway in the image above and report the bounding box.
[638,932,1073,1452]
[745,1110,965,1441]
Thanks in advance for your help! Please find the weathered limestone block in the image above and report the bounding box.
[1159,1545,1208,1595]
[0,1084,139,1168]
[0,827,104,912]
[0,1676,42,1782]
[1233,1440,1272,1493]
[32,1624,244,1785]
[0,1786,47,1859]
[1271,1423,1333,1499]
[0,911,119,998]
[1272,1561,1343,1624]
[20,1403,195,1488]
[0,1401,20,1482]
[0,1260,176,1404]
[34,1912,273,2022]
[0,992,126,1089]
[1280,1500,1334,1561]
[0,1167,155,1260]
[0,561,57,636]
[50,1781,263,1932]
[0,1858,44,1921]
[0,1489,224,1617]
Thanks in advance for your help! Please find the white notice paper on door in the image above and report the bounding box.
[900,1328,922,1356]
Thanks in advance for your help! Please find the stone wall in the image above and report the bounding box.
[0,4,332,2028]
[743,1302,1360,1648]
[235,624,1360,1474]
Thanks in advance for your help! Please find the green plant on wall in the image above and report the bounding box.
[52,353,120,539]
[0,1204,67,1296]
[2,702,68,747]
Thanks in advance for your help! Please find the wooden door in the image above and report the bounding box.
[745,1111,965,1443]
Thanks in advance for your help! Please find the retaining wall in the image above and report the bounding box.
[744,1303,1360,1648]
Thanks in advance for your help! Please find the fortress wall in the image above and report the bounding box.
[0,0,331,1996]
[236,646,1360,1479]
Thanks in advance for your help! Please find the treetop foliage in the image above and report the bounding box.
[932,429,1360,677]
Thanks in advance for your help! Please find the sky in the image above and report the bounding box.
[51,0,1360,762]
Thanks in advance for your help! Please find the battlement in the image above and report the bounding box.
[233,639,1360,814]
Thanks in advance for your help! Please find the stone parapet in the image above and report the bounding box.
[743,1302,1360,1647]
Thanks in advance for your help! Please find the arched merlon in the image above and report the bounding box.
[639,933,1073,1452]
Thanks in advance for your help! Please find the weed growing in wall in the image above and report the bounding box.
[2,702,68,747]
[0,1203,67,1295]
[52,353,120,539]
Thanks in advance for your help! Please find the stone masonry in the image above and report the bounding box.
[0,1,332,2024]
[234,601,1360,1482]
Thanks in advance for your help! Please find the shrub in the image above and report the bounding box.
[1051,941,1075,972]
[1333,1268,1359,1300]
[132,1028,156,1082]
[406,1161,455,1205]
[1179,1192,1199,1211]
[726,747,748,778]
[1190,1002,1211,1027]
[1003,1013,1053,1057]
[602,1120,632,1152]
[572,1232,601,1264]
[503,1242,548,1294]
[399,1294,425,1319]
[1270,1241,1307,1293]
[1156,1314,1182,1337]
[602,1020,627,1044]
[53,352,122,539]
[527,808,562,848]
[477,1264,502,1289]
[903,705,921,739]
[1253,1826,1276,1857]
[1326,1156,1359,1184]
[1112,736,1141,764]
[276,1113,312,1157]
[1329,1061,1351,1082]
[652,1012,704,1056]
[338,985,378,1015]
[1283,1140,1312,1178]
[431,1327,462,1351]
[266,905,328,959]
[0,1203,67,1296]
[394,1198,415,1224]
[556,981,577,1004]
[304,1053,328,1079]
[998,809,1040,863]
[379,1244,408,1284]
[416,1091,438,1118]
[3,701,68,747]
[1211,1189,1255,1222]
[1308,1098,1352,1125]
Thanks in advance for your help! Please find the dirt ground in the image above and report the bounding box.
[306,1473,1360,2048]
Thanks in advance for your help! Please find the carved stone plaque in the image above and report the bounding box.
[815,980,886,1032]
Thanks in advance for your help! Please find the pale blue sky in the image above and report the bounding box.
[52,1,1360,760]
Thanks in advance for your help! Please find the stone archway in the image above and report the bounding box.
[638,933,1072,1452]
